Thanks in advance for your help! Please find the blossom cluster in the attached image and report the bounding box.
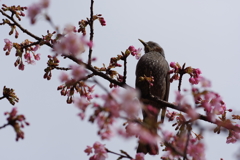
[4,107,29,141]
[1,4,27,39]
[75,87,141,140]
[84,142,108,160]
[3,39,41,70]
[226,124,240,144]
[161,131,205,160]
[78,14,106,35]
[2,86,19,105]
[169,62,202,85]
[1,4,27,21]
[84,142,145,160]
[128,46,142,60]
[27,0,50,24]
[169,77,240,145]
[94,46,142,88]
[58,64,95,104]
[53,33,93,58]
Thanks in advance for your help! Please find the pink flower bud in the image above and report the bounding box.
[170,62,176,68]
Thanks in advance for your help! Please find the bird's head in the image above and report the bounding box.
[138,39,165,58]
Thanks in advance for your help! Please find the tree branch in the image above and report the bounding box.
[0,123,9,129]
[65,55,132,89]
[88,0,94,65]
[0,9,53,48]
[147,94,240,132]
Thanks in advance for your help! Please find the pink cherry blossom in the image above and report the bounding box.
[63,24,77,34]
[34,54,41,60]
[135,49,142,60]
[170,62,176,68]
[40,0,50,8]
[199,76,211,88]
[27,0,50,24]
[18,63,25,70]
[175,91,184,104]
[53,33,85,57]
[133,153,145,160]
[84,146,93,155]
[166,110,177,121]
[125,122,159,144]
[226,124,240,144]
[128,46,136,55]
[78,112,85,120]
[24,52,35,64]
[27,3,42,24]
[75,97,90,112]
[99,129,114,140]
[32,45,40,51]
[71,64,86,80]
[3,39,13,55]
[128,46,142,59]
[125,122,142,136]
[99,17,106,26]
[92,142,108,160]
[120,87,141,118]
[59,72,69,82]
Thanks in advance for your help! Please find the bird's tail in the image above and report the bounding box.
[137,141,159,155]
[136,105,160,155]
[160,106,166,123]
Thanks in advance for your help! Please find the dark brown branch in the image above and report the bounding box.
[65,55,132,89]
[123,56,127,84]
[55,66,71,71]
[0,9,53,48]
[88,0,94,65]
[105,148,133,159]
[148,94,240,132]
[178,63,185,92]
[0,123,9,129]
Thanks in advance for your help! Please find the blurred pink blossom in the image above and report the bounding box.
[3,39,13,55]
[27,0,50,24]
[128,46,142,59]
[226,124,240,144]
[54,33,85,57]
[34,53,41,61]
[18,63,25,70]
[71,64,86,80]
[133,153,145,160]
[59,72,69,82]
[84,146,93,156]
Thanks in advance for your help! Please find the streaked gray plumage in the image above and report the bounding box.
[135,39,170,155]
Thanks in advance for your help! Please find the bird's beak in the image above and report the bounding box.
[138,39,147,47]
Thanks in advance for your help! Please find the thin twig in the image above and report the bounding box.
[123,56,127,84]
[88,0,94,65]
[0,9,53,48]
[105,148,133,159]
[66,55,132,89]
[0,123,9,129]
[55,66,71,71]
[178,63,185,92]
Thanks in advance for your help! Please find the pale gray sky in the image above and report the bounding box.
[0,0,240,160]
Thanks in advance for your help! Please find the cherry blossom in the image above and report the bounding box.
[3,39,13,55]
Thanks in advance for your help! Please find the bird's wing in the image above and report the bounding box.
[164,64,170,102]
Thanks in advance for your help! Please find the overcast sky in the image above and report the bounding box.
[0,0,240,160]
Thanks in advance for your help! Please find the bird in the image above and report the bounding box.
[135,39,170,155]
